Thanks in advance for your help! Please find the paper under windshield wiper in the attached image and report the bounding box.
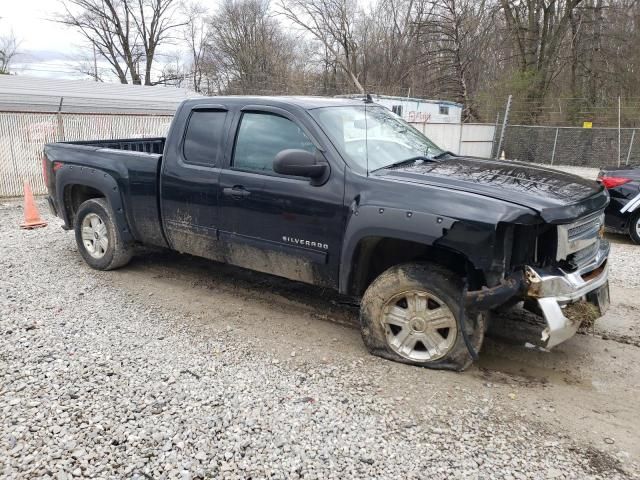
[371,156,430,173]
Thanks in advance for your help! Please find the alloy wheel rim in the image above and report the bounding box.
[81,213,109,259]
[381,290,458,362]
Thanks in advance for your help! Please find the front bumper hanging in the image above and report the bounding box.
[525,240,610,348]
[466,240,610,348]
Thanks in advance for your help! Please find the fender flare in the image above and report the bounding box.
[339,205,460,295]
[55,165,134,243]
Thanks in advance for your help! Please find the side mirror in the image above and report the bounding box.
[273,149,329,184]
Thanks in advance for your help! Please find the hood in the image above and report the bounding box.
[373,156,608,223]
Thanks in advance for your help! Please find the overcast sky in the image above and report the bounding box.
[3,0,376,82]
[1,0,88,78]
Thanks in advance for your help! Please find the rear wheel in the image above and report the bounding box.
[359,263,486,371]
[74,198,133,270]
[629,211,640,245]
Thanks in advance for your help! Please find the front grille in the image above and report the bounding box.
[567,242,599,270]
[567,216,602,240]
[556,211,604,266]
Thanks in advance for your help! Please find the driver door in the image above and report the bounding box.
[218,107,345,287]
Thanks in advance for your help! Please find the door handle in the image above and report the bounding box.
[223,186,251,198]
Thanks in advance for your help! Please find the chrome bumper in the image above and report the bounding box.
[525,240,610,348]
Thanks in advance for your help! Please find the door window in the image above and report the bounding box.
[183,110,227,166]
[233,112,315,173]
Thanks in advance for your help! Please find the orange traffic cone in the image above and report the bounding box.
[20,180,47,229]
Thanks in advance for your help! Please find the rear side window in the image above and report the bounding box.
[183,110,227,166]
[233,112,315,173]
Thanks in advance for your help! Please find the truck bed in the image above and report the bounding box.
[43,138,167,248]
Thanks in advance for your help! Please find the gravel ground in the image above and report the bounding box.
[607,233,640,289]
[1,199,638,479]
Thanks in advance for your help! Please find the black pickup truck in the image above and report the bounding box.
[43,96,611,370]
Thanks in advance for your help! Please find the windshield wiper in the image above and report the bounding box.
[433,151,456,159]
[371,155,430,173]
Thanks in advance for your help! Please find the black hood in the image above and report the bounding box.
[373,156,609,223]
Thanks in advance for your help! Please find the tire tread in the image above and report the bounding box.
[359,262,485,371]
[74,198,133,270]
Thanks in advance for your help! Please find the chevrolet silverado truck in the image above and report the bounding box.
[42,97,611,370]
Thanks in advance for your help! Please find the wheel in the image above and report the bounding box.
[629,211,640,245]
[74,198,133,270]
[359,263,486,371]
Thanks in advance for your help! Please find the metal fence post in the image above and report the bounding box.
[56,97,65,141]
[490,113,499,157]
[7,119,20,183]
[627,129,636,165]
[618,96,621,167]
[550,128,559,165]
[495,95,512,160]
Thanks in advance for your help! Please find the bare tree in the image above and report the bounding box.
[73,47,107,81]
[0,21,20,74]
[278,0,365,93]
[51,0,640,125]
[416,0,496,120]
[499,0,584,119]
[57,0,140,84]
[182,1,210,92]
[129,0,184,85]
[154,50,185,86]
[57,0,183,85]
[360,0,427,94]
[208,0,295,94]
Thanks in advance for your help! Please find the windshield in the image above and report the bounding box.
[310,105,444,172]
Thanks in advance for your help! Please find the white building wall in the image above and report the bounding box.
[410,122,497,158]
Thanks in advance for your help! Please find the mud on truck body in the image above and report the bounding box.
[42,96,611,370]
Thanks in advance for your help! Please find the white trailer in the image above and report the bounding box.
[338,94,462,124]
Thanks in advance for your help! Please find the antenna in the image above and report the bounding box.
[364,92,369,176]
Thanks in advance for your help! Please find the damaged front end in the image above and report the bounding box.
[466,211,610,349]
[523,243,609,347]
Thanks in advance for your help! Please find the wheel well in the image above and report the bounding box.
[64,184,105,226]
[347,237,483,297]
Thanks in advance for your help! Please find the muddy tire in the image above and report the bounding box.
[629,211,640,245]
[74,198,133,270]
[360,262,486,371]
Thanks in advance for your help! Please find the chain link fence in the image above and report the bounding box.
[493,125,639,168]
[3,106,638,197]
[0,112,172,197]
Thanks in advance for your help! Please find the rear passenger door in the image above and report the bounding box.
[160,106,230,259]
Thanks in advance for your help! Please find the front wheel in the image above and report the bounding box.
[74,198,133,270]
[359,263,486,371]
[629,211,640,245]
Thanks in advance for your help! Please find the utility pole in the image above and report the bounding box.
[93,45,98,81]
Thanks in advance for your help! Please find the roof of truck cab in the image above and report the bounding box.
[182,96,366,110]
